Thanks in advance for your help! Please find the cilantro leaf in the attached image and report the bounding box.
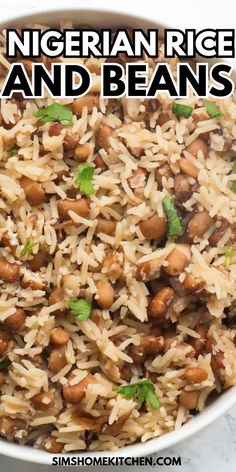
[20,239,38,257]
[34,104,73,126]
[113,380,160,410]
[7,148,18,156]
[203,101,224,120]
[68,298,92,321]
[224,246,233,268]
[162,196,184,239]
[172,103,193,118]
[75,164,94,196]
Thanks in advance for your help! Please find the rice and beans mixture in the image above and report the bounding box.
[0,23,236,453]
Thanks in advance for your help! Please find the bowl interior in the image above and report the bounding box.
[0,5,235,465]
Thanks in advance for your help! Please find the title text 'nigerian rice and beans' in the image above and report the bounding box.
[0,23,235,453]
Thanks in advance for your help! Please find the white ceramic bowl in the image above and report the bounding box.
[0,3,235,464]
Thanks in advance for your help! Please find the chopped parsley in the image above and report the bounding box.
[7,148,18,156]
[75,164,94,196]
[113,379,160,409]
[20,239,38,257]
[224,246,233,268]
[172,103,193,118]
[68,298,92,321]
[162,196,184,239]
[203,101,224,120]
[34,103,73,126]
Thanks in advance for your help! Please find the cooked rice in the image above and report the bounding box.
[0,21,235,454]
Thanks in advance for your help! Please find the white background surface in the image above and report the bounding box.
[0,0,236,470]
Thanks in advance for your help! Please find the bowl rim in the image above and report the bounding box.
[0,2,235,465]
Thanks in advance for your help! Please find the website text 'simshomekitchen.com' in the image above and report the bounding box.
[52,455,182,467]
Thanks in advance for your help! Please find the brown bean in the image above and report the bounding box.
[164,244,191,276]
[136,258,160,282]
[32,388,55,411]
[49,124,77,151]
[0,232,16,255]
[48,123,64,137]
[0,372,5,387]
[62,373,94,404]
[189,325,208,357]
[144,98,159,112]
[187,211,213,241]
[48,287,63,310]
[179,390,198,410]
[139,214,167,241]
[178,158,199,179]
[174,174,191,202]
[28,253,47,272]
[155,163,173,189]
[94,154,107,171]
[183,274,204,293]
[96,280,115,309]
[129,335,164,364]
[57,198,90,219]
[48,347,67,373]
[120,364,132,382]
[72,95,99,115]
[95,124,113,151]
[21,176,45,206]
[0,259,20,283]
[21,274,45,290]
[157,113,170,126]
[0,332,9,355]
[50,327,69,346]
[184,367,208,383]
[63,133,77,151]
[209,220,229,247]
[205,337,225,369]
[0,417,26,437]
[4,309,26,332]
[44,435,63,453]
[95,218,117,236]
[74,143,91,162]
[48,123,76,149]
[102,411,130,435]
[162,327,177,351]
[141,335,165,354]
[186,138,208,158]
[147,287,175,320]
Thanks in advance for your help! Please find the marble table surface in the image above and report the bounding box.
[0,0,235,470]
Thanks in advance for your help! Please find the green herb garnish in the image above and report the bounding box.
[68,298,92,321]
[172,103,193,118]
[0,359,10,371]
[224,246,233,268]
[20,239,38,257]
[231,161,236,193]
[203,101,224,120]
[162,196,184,239]
[34,104,73,126]
[7,148,18,156]
[113,380,160,409]
[75,164,94,196]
